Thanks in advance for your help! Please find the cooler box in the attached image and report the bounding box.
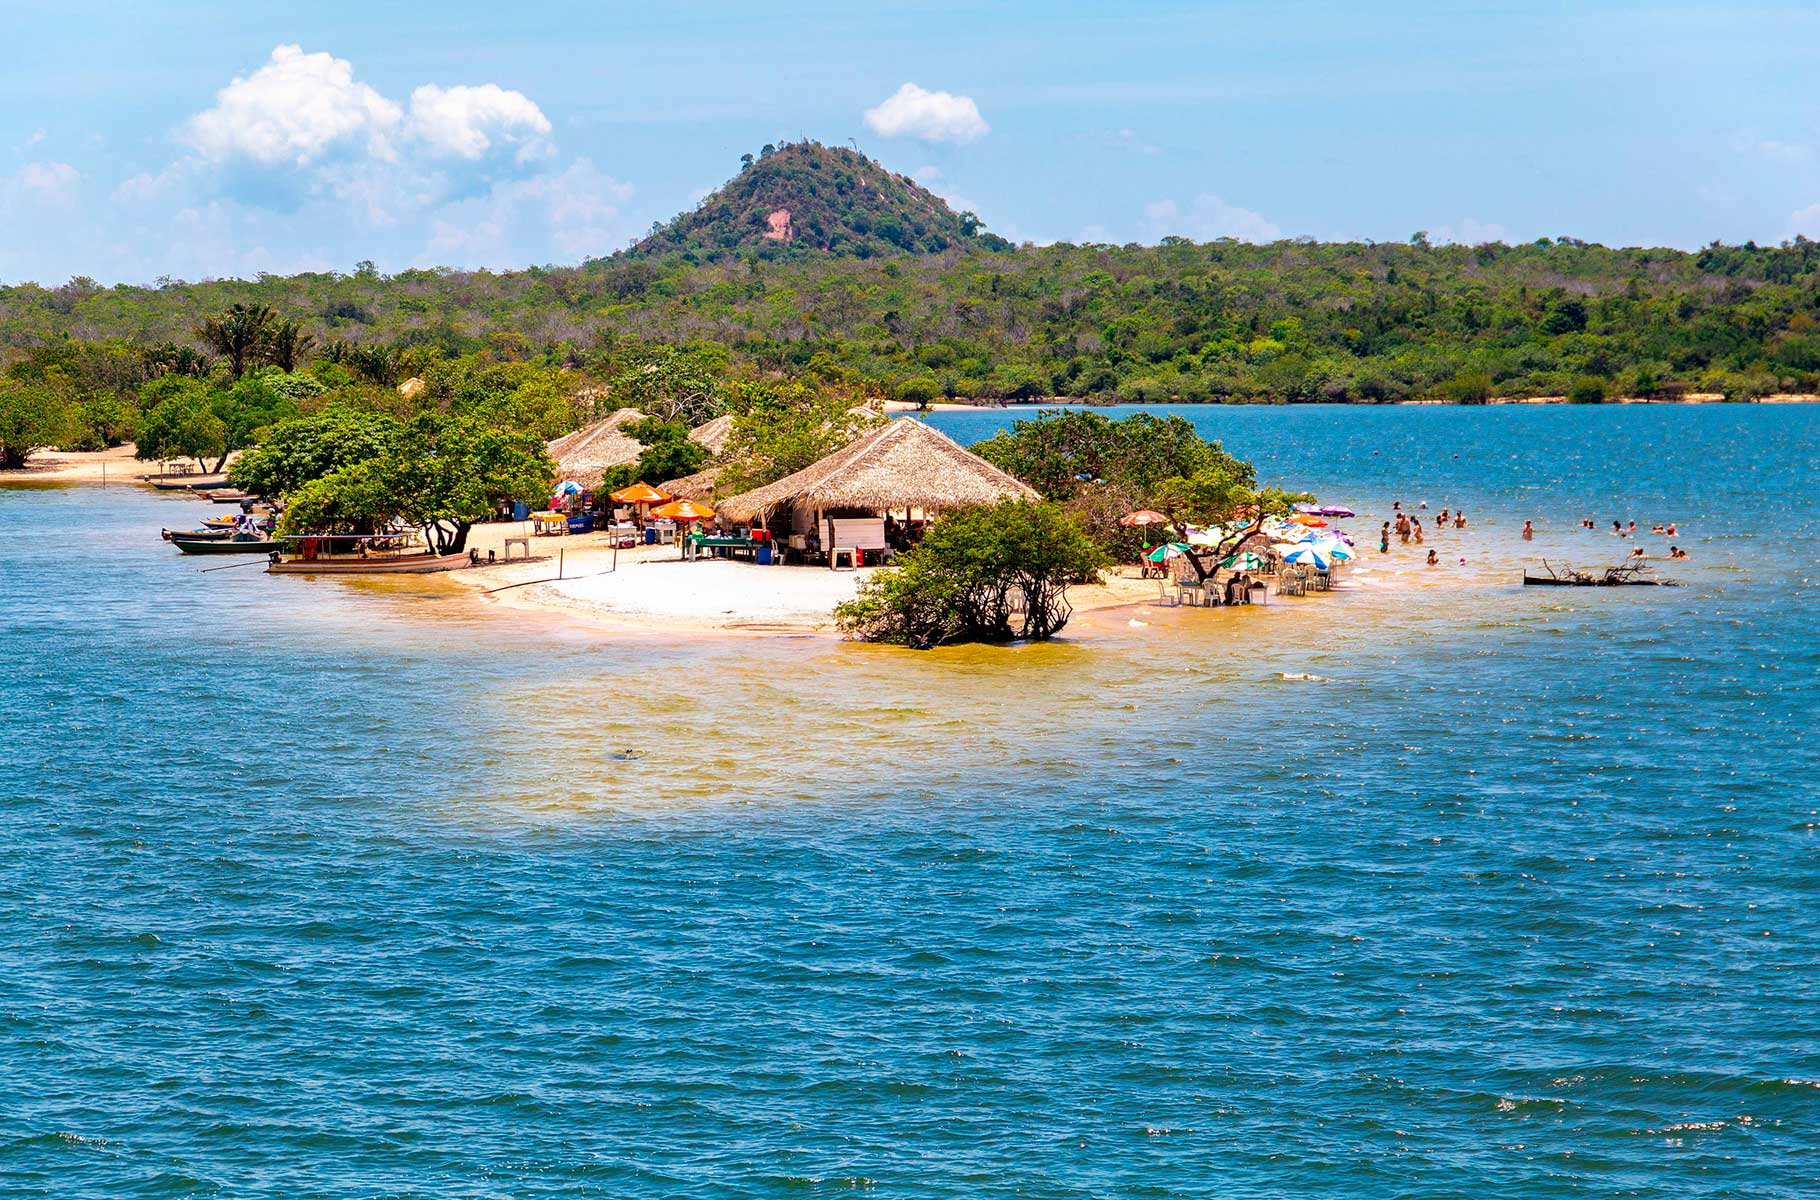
[757,545,773,565]
[511,501,530,521]
[644,527,657,545]
[566,514,594,534]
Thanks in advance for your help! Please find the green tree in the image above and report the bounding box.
[230,407,403,497]
[264,318,316,372]
[0,383,74,469]
[716,381,881,494]
[281,413,553,554]
[606,346,726,424]
[1568,375,1608,404]
[73,392,136,450]
[835,500,1108,648]
[196,303,277,378]
[135,377,226,469]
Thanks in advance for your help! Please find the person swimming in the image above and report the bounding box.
[1426,549,1439,565]
[1669,545,1688,559]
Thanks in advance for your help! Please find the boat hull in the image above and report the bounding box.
[266,552,470,575]
[170,536,279,555]
[1523,575,1664,586]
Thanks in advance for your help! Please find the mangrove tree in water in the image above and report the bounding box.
[835,499,1106,649]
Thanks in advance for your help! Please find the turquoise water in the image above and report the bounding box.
[3,405,1818,1197]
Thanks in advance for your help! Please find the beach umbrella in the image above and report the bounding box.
[1279,543,1332,569]
[609,482,671,505]
[1220,551,1268,572]
[1313,538,1355,562]
[1146,542,1191,562]
[1314,505,1357,518]
[1118,509,1170,528]
[1186,525,1227,547]
[549,479,582,504]
[652,499,714,522]
[1290,515,1328,527]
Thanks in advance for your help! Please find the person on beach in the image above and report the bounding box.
[1669,545,1688,559]
[1627,520,1637,537]
[1396,513,1410,543]
[1438,508,1450,527]
[1611,520,1623,536]
[1628,546,1647,559]
[1379,523,1390,554]
[1666,523,1677,537]
[1426,549,1439,565]
[1582,518,1595,529]
[1454,512,1466,529]
[1522,519,1534,540]
[1413,518,1425,545]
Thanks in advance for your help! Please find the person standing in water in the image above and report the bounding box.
[1413,518,1425,545]
[1522,520,1534,540]
[1426,549,1439,566]
[1379,522,1390,554]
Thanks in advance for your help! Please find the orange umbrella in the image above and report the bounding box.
[1118,509,1170,527]
[652,499,714,522]
[609,482,671,505]
[1289,515,1328,527]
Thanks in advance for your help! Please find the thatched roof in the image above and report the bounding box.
[689,414,735,455]
[660,464,722,500]
[546,408,645,487]
[716,418,1039,523]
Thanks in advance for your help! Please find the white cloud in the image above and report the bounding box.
[184,44,402,166]
[16,161,78,204]
[1790,203,1820,236]
[406,84,552,161]
[863,83,988,143]
[24,128,46,149]
[417,159,632,267]
[1141,195,1279,243]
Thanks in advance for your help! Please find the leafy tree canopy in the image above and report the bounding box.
[835,499,1108,648]
[0,382,74,469]
[230,406,403,497]
[715,380,882,494]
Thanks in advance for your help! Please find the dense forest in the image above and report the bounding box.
[6,143,1820,411]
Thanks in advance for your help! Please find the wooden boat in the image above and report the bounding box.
[169,533,280,555]
[162,526,231,542]
[206,489,255,504]
[150,476,231,491]
[267,550,470,574]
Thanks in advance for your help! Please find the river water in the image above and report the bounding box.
[2,404,1816,1198]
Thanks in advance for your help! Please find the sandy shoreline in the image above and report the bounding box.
[450,522,1163,638]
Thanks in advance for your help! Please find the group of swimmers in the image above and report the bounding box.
[1378,501,1470,566]
[1375,501,1689,567]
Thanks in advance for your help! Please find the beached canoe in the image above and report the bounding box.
[1522,573,1670,587]
[169,534,279,555]
[266,551,470,575]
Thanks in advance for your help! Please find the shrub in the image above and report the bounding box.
[835,500,1107,648]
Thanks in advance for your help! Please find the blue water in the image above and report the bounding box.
[3,405,1818,1198]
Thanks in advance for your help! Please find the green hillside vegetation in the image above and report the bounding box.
[632,141,1008,261]
[6,143,1820,414]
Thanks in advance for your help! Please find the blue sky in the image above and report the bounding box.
[6,1,1820,283]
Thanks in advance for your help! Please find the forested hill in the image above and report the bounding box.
[9,233,1820,404]
[630,141,1010,260]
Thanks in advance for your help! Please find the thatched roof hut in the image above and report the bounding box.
[660,465,722,500]
[689,414,735,455]
[546,408,645,487]
[716,418,1038,523]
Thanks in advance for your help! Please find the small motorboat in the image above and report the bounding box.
[161,526,231,542]
[169,533,279,555]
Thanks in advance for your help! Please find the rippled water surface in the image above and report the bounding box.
[3,405,1817,1198]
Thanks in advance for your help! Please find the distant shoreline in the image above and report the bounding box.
[887,393,1820,412]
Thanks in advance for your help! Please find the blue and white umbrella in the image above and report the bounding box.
[1278,543,1332,569]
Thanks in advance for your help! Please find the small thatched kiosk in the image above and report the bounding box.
[689,414,735,456]
[715,418,1039,562]
[545,408,646,488]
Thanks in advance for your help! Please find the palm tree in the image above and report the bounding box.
[264,318,316,372]
[196,303,277,378]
